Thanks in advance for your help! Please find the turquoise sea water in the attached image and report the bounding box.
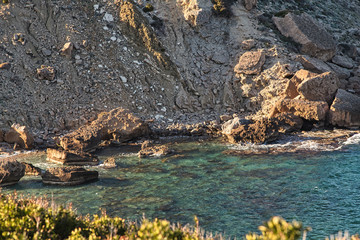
[3,136,360,239]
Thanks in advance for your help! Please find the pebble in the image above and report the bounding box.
[110,36,117,41]
[120,76,127,83]
[103,13,114,22]
[42,48,52,56]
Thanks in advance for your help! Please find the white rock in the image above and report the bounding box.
[161,107,167,112]
[110,36,117,41]
[120,76,127,83]
[93,4,99,11]
[75,55,81,60]
[155,115,164,120]
[103,13,114,22]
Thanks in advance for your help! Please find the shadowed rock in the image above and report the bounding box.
[22,162,42,176]
[328,89,360,128]
[297,71,339,104]
[4,123,34,149]
[0,159,25,186]
[42,167,98,186]
[60,108,150,152]
[273,13,336,61]
[284,69,318,98]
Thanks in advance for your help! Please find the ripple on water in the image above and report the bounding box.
[2,138,360,239]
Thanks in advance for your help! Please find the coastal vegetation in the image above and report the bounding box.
[1,193,359,240]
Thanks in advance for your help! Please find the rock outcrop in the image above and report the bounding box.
[270,98,329,121]
[42,167,99,186]
[328,89,360,128]
[273,13,336,61]
[22,162,42,176]
[297,72,339,104]
[138,141,173,158]
[60,108,150,152]
[4,124,34,149]
[225,113,303,143]
[234,50,266,75]
[284,69,318,98]
[47,148,99,165]
[0,159,25,186]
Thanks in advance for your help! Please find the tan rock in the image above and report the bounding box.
[103,157,117,168]
[4,124,34,149]
[271,98,329,121]
[234,50,265,75]
[273,13,336,61]
[297,71,339,104]
[60,108,150,152]
[46,148,99,165]
[36,65,55,81]
[241,39,255,50]
[42,167,98,186]
[0,159,25,186]
[243,0,257,11]
[60,42,74,57]
[22,162,42,176]
[284,69,317,98]
[225,113,303,144]
[328,89,360,128]
[138,144,173,158]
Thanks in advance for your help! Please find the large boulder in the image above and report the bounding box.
[60,108,150,152]
[42,167,98,186]
[47,148,99,165]
[297,71,339,104]
[225,113,303,144]
[284,69,317,98]
[296,55,332,74]
[0,159,25,186]
[4,123,34,149]
[328,89,360,128]
[273,13,336,61]
[270,98,329,121]
[221,117,252,136]
[234,50,265,75]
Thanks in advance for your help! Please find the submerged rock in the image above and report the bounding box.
[47,148,99,165]
[42,167,98,186]
[225,113,303,144]
[4,123,34,149]
[273,13,336,61]
[60,108,150,152]
[0,159,25,186]
[328,89,360,128]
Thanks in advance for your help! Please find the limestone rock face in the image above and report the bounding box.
[0,159,25,186]
[297,71,339,104]
[47,148,99,165]
[271,98,329,121]
[225,113,303,144]
[42,167,98,186]
[234,50,265,75]
[273,13,336,61]
[328,89,360,128]
[60,108,150,152]
[4,124,34,149]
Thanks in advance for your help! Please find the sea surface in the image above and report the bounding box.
[3,133,360,239]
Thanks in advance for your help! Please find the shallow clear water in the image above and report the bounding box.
[3,139,360,239]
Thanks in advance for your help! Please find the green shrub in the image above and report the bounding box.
[246,216,304,240]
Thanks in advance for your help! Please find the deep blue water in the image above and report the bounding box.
[3,138,360,239]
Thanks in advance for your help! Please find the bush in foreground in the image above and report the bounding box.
[0,193,360,240]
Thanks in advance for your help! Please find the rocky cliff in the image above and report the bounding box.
[0,0,359,134]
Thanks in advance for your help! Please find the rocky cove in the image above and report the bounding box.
[1,0,360,238]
